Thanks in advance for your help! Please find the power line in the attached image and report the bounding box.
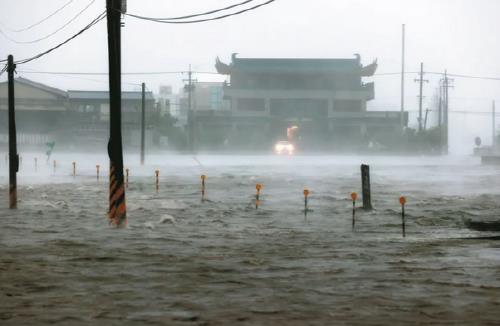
[141,0,256,21]
[0,0,75,33]
[124,0,276,24]
[0,0,97,44]
[0,11,106,65]
[375,70,500,81]
[16,70,222,75]
[16,71,142,87]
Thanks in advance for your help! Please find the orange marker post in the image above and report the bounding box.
[255,183,262,209]
[400,196,407,237]
[201,175,206,202]
[351,192,358,230]
[155,170,159,192]
[72,161,76,177]
[96,164,100,181]
[125,168,129,188]
[303,188,310,214]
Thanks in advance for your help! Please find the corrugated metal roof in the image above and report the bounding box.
[67,90,155,101]
[1,77,68,98]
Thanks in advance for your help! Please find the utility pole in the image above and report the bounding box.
[184,65,197,152]
[438,85,443,150]
[140,82,145,166]
[441,70,454,155]
[423,108,429,130]
[7,55,19,209]
[106,0,126,227]
[493,100,496,148]
[414,62,428,132]
[400,24,406,130]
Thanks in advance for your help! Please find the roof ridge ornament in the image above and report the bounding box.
[361,58,378,77]
[215,56,232,75]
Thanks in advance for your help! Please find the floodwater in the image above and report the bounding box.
[1,154,500,325]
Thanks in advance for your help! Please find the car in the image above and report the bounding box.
[274,140,295,155]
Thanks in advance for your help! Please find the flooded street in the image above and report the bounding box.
[1,154,500,325]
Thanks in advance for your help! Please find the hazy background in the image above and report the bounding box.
[1,0,499,154]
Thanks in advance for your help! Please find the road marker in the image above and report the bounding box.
[400,196,407,237]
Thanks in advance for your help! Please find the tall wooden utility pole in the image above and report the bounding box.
[106,0,126,227]
[185,65,196,152]
[493,100,496,148]
[415,62,428,132]
[423,108,429,130]
[441,70,453,155]
[438,85,443,149]
[400,24,406,130]
[7,55,19,209]
[140,82,145,166]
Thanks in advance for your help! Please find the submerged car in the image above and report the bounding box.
[274,140,295,155]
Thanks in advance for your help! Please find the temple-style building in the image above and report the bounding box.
[211,54,407,150]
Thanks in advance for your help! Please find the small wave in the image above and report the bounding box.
[159,214,175,224]
[160,199,187,210]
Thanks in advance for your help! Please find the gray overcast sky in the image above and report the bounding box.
[1,0,500,153]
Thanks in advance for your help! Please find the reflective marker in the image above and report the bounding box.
[303,188,310,213]
[255,183,262,209]
[351,192,357,230]
[400,196,406,237]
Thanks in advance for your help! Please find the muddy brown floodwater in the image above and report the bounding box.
[1,154,500,325]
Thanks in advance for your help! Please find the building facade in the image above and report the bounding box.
[214,54,407,151]
[0,77,156,149]
[66,90,156,148]
[0,77,67,147]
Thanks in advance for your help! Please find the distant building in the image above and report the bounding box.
[0,77,67,147]
[178,81,231,149]
[213,54,407,150]
[191,82,229,111]
[0,77,157,149]
[67,90,156,147]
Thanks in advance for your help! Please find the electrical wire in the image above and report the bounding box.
[374,71,500,81]
[16,70,222,75]
[17,70,184,75]
[124,0,276,24]
[0,0,75,33]
[0,0,97,44]
[0,11,106,65]
[138,0,256,21]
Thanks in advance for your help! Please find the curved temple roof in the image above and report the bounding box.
[215,54,377,76]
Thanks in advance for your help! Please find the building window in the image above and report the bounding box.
[334,100,362,112]
[210,86,222,110]
[238,98,265,111]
